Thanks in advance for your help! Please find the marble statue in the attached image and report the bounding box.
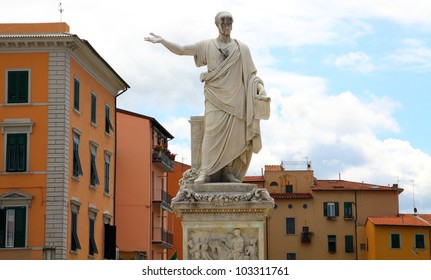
[145,11,270,184]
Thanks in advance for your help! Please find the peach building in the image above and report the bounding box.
[116,109,175,260]
[0,23,129,259]
[245,163,403,260]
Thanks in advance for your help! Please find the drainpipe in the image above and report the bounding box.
[113,87,129,226]
[354,191,358,260]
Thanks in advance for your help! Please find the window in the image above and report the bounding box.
[104,152,111,194]
[285,217,295,235]
[7,70,29,103]
[415,234,425,249]
[269,181,278,187]
[91,93,97,124]
[285,184,293,193]
[0,206,26,248]
[286,253,296,260]
[90,144,100,186]
[73,78,80,111]
[328,235,336,253]
[105,105,114,134]
[324,202,339,218]
[391,233,401,249]
[72,135,83,178]
[6,133,27,172]
[345,235,354,253]
[344,202,353,218]
[89,219,98,256]
[71,199,81,252]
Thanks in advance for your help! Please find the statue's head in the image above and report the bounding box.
[215,11,233,25]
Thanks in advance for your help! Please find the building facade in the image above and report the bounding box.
[246,164,402,260]
[0,23,128,259]
[365,214,431,259]
[115,109,175,260]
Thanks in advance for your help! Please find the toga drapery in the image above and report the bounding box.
[193,39,264,181]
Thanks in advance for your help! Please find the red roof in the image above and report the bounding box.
[368,214,431,227]
[270,193,313,199]
[313,180,403,193]
[243,176,265,182]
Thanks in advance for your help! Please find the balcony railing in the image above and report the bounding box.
[153,188,173,211]
[301,232,312,243]
[152,150,174,172]
[152,227,174,248]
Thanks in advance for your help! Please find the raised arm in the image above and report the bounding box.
[144,32,196,56]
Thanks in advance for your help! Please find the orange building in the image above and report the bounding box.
[0,23,129,259]
[116,109,175,260]
[365,214,431,260]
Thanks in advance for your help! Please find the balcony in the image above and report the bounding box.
[152,150,174,172]
[153,188,173,211]
[301,231,312,243]
[152,227,174,248]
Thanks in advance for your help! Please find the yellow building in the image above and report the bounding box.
[246,164,402,260]
[365,214,431,260]
[0,23,128,259]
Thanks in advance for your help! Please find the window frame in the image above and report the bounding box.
[90,92,97,125]
[285,217,296,235]
[390,233,401,249]
[324,202,339,218]
[328,235,337,253]
[72,131,83,178]
[73,77,80,112]
[70,199,81,252]
[414,234,425,250]
[105,105,114,134]
[104,152,111,195]
[345,235,354,253]
[6,69,31,104]
[90,142,100,187]
[285,184,293,193]
[344,202,353,218]
[5,133,28,172]
[0,206,27,248]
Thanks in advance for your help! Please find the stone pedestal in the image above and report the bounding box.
[171,183,274,260]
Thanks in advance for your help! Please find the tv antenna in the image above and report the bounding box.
[397,178,416,213]
[58,2,64,22]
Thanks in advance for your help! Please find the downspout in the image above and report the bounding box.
[354,191,358,260]
[113,87,129,226]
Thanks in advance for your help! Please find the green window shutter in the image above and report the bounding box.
[74,78,80,110]
[345,235,354,253]
[91,94,97,124]
[90,153,100,185]
[323,202,328,216]
[6,134,27,172]
[104,160,110,194]
[0,209,6,248]
[13,207,26,247]
[344,202,353,217]
[71,212,81,250]
[335,202,339,216]
[8,71,29,103]
[391,233,400,248]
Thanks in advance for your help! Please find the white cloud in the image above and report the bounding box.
[383,39,431,71]
[327,51,377,73]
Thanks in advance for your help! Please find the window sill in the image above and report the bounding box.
[344,217,355,221]
[73,109,81,116]
[89,184,98,191]
[91,122,98,128]
[326,216,337,221]
[104,192,111,198]
[72,176,80,182]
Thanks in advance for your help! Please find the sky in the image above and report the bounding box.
[1,0,430,213]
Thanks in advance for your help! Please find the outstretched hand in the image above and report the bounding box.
[144,32,163,43]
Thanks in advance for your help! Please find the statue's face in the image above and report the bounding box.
[217,18,233,36]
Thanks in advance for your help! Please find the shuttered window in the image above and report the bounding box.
[7,70,29,103]
[6,133,27,172]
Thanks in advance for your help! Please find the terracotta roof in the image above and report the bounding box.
[270,193,313,199]
[313,179,403,193]
[368,214,431,227]
[243,176,264,182]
